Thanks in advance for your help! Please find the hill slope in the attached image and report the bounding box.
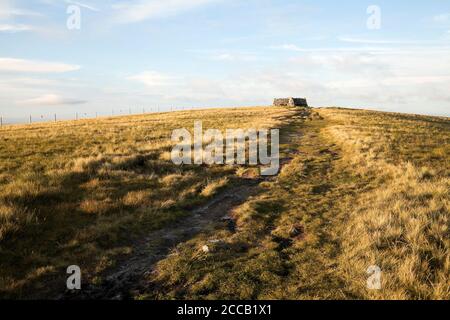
[137,108,449,300]
[0,107,448,299]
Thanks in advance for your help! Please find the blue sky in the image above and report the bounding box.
[1,0,450,122]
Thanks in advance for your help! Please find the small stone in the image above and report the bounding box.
[289,225,305,238]
[289,227,300,237]
[202,245,210,253]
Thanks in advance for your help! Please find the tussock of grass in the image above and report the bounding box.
[201,178,230,198]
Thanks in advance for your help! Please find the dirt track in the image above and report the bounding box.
[62,109,310,300]
[62,179,263,299]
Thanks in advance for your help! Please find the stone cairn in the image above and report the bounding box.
[273,97,308,107]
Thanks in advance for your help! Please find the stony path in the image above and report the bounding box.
[62,180,262,299]
[136,115,357,299]
[62,109,312,300]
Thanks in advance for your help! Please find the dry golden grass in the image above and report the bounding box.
[200,177,230,198]
[1,106,448,300]
[140,108,449,300]
[0,106,295,298]
[320,108,449,299]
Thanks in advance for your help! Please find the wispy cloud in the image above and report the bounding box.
[271,43,450,54]
[0,58,80,73]
[210,53,260,61]
[271,44,304,51]
[0,1,42,19]
[0,24,34,33]
[337,37,425,45]
[127,71,178,87]
[0,1,42,34]
[112,0,219,24]
[188,49,262,62]
[433,13,449,23]
[18,94,87,106]
[127,47,450,114]
[270,44,387,53]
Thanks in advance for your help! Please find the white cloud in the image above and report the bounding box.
[209,52,260,62]
[127,71,178,87]
[271,44,304,52]
[288,50,450,107]
[127,48,450,114]
[0,1,42,35]
[270,44,389,53]
[18,94,87,106]
[271,43,450,55]
[186,48,263,62]
[0,1,42,19]
[337,37,425,45]
[112,0,218,23]
[212,53,235,61]
[0,24,34,33]
[8,9,42,17]
[433,13,449,23]
[0,58,80,73]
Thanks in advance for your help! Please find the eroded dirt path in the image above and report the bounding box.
[63,180,262,299]
[62,109,311,300]
[133,113,359,300]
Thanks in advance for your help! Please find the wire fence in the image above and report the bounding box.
[0,105,202,128]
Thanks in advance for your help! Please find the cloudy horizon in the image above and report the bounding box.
[1,0,450,122]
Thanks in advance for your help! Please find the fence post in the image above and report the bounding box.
[29,115,32,124]
[54,114,57,122]
[0,116,2,128]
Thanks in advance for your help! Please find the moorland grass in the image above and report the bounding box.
[0,107,295,298]
[140,108,449,300]
[1,106,448,300]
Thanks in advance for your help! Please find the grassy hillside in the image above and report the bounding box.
[0,106,448,299]
[139,108,449,300]
[0,107,294,298]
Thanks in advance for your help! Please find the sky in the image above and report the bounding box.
[0,0,450,123]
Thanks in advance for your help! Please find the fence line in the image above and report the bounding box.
[0,105,203,127]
